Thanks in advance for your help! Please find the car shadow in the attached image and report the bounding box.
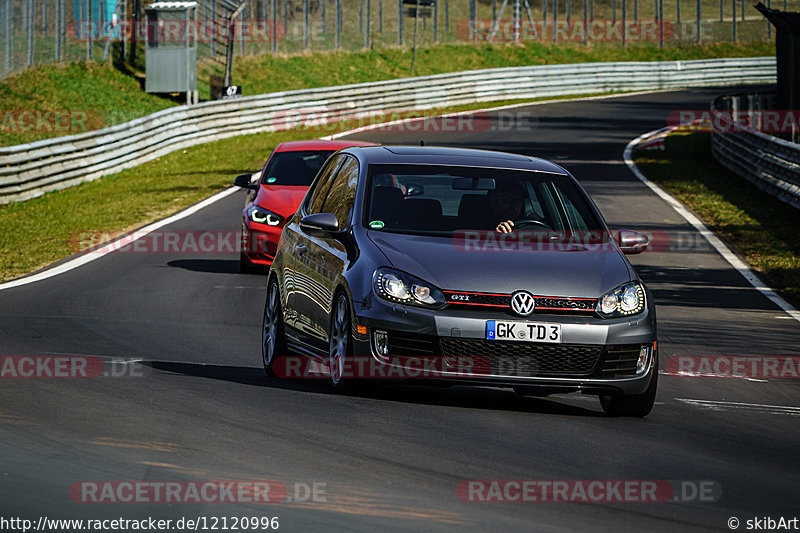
[141,359,604,417]
[167,259,246,274]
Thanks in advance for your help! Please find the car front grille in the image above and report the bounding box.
[385,332,642,379]
[439,338,602,376]
[443,291,597,315]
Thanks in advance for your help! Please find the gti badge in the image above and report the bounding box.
[510,291,536,317]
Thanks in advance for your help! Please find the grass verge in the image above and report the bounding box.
[0,94,596,282]
[635,131,800,307]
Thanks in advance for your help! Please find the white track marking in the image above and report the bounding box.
[624,128,800,324]
[0,187,239,291]
[676,398,800,416]
[660,369,768,382]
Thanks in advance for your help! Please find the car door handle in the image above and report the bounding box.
[296,244,308,255]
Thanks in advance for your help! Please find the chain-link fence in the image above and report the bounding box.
[2,0,798,81]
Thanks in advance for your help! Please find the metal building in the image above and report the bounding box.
[145,1,199,104]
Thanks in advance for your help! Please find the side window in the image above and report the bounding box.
[321,157,360,228]
[306,155,345,215]
[552,184,590,231]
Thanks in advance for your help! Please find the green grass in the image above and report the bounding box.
[1,39,772,145]
[0,60,174,146]
[0,95,593,282]
[635,132,800,306]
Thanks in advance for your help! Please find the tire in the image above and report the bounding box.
[600,364,658,418]
[328,292,352,390]
[262,279,286,377]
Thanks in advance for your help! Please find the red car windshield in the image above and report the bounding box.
[260,150,336,186]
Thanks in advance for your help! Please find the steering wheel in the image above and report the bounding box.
[513,218,550,229]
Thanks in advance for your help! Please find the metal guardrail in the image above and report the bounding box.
[710,90,800,209]
[0,56,776,205]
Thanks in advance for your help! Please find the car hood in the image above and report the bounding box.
[255,185,308,218]
[367,231,634,297]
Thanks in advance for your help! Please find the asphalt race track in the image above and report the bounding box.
[1,87,799,532]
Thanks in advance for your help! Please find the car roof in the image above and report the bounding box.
[341,145,568,174]
[274,139,376,152]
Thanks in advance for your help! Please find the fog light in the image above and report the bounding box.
[374,330,389,359]
[637,345,650,374]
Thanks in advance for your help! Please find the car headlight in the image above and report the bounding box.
[596,282,646,317]
[373,267,446,308]
[248,206,282,226]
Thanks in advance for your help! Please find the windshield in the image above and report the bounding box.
[260,150,336,186]
[364,164,605,236]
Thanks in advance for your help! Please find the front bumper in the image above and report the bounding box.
[242,223,281,265]
[350,297,657,395]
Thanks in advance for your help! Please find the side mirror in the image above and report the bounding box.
[233,173,259,190]
[300,213,339,234]
[617,230,649,255]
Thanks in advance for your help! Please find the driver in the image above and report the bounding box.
[490,180,526,233]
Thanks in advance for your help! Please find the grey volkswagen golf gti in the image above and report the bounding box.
[263,145,658,417]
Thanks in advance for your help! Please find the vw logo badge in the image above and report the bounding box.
[510,291,536,316]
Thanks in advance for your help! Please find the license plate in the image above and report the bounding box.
[486,320,562,343]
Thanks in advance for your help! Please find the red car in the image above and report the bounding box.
[233,140,374,273]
